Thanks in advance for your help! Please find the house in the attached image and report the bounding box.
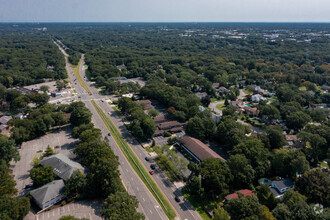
[218,87,229,94]
[153,115,167,124]
[30,179,65,210]
[135,99,153,110]
[270,178,295,199]
[254,86,261,92]
[116,64,126,71]
[211,112,221,123]
[212,83,220,89]
[40,153,86,181]
[195,92,208,100]
[252,94,266,103]
[225,189,257,201]
[258,178,271,186]
[0,116,12,125]
[244,106,259,116]
[178,135,225,164]
[285,135,302,148]
[0,124,8,133]
[157,121,183,132]
[199,106,206,112]
[230,100,243,107]
[112,76,133,84]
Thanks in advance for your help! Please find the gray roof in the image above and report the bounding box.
[0,116,12,124]
[30,180,65,205]
[40,153,86,181]
[270,187,281,198]
[273,178,294,190]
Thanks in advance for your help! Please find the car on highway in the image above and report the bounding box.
[150,164,156,170]
[145,157,150,162]
[175,196,181,202]
[149,170,154,175]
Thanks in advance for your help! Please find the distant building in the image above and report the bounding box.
[0,116,12,125]
[30,179,65,210]
[212,83,220,89]
[270,178,295,199]
[40,153,86,181]
[8,87,38,95]
[195,92,208,100]
[258,178,271,186]
[112,76,133,84]
[218,87,229,94]
[230,100,243,107]
[285,135,302,149]
[252,94,266,103]
[178,135,225,164]
[135,99,153,110]
[116,64,126,71]
[225,189,257,201]
[244,106,259,116]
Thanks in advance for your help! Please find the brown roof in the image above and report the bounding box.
[212,83,220,88]
[153,115,167,124]
[135,100,152,105]
[225,189,257,200]
[180,136,225,161]
[286,135,298,141]
[244,106,258,113]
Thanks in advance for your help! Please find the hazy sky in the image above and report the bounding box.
[0,0,329,22]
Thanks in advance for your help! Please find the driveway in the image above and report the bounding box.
[209,100,224,115]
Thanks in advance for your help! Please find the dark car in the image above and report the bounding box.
[150,164,156,170]
[175,196,181,202]
[145,157,150,162]
[108,133,111,136]
[24,184,33,189]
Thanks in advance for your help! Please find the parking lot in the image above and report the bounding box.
[24,200,102,220]
[11,125,78,196]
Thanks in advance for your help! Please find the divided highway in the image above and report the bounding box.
[57,41,202,220]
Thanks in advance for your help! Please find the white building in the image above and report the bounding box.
[252,94,267,103]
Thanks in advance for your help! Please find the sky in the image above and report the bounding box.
[0,0,329,23]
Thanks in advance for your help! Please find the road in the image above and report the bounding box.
[57,41,202,219]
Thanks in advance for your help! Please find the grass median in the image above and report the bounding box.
[70,59,92,95]
[91,100,176,219]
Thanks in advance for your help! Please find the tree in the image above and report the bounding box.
[272,203,292,220]
[286,111,311,131]
[0,161,17,196]
[256,185,278,210]
[10,96,30,111]
[233,136,270,178]
[213,207,230,220]
[310,109,327,122]
[260,105,280,121]
[0,196,30,220]
[65,170,87,198]
[222,105,236,116]
[186,117,205,140]
[282,190,307,210]
[227,154,255,189]
[29,93,50,107]
[70,106,92,126]
[266,125,286,149]
[39,85,49,93]
[79,128,102,143]
[200,158,232,198]
[11,126,30,145]
[0,135,20,164]
[30,165,56,187]
[56,80,66,91]
[201,95,211,107]
[41,145,55,158]
[224,196,261,220]
[141,118,156,139]
[224,98,229,106]
[296,169,330,207]
[186,176,204,198]
[100,192,145,220]
[148,108,159,117]
[259,205,276,220]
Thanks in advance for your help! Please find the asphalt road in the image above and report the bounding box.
[57,42,202,220]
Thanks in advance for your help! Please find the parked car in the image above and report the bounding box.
[175,196,181,202]
[149,170,154,175]
[145,157,150,162]
[24,184,33,189]
[108,133,111,136]
[150,164,156,170]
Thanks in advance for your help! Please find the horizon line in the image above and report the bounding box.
[0,21,330,24]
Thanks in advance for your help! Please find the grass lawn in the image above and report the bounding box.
[112,106,122,116]
[319,161,329,169]
[299,86,307,90]
[183,192,212,220]
[211,97,224,102]
[70,59,92,95]
[244,89,253,95]
[216,103,226,111]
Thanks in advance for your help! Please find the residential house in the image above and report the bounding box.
[153,115,167,124]
[116,64,126,71]
[244,106,259,116]
[218,86,229,94]
[212,83,220,90]
[0,116,12,125]
[285,135,302,149]
[252,94,266,103]
[40,153,86,181]
[135,99,153,110]
[254,86,261,92]
[230,100,243,107]
[30,179,65,210]
[270,178,295,199]
[178,135,225,164]
[225,189,257,201]
[195,92,208,100]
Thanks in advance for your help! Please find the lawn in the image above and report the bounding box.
[70,59,92,95]
[216,103,226,111]
[211,97,224,102]
[243,89,253,95]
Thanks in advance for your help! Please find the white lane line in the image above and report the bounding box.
[142,197,145,202]
[149,210,152,214]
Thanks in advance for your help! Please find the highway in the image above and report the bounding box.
[57,41,202,220]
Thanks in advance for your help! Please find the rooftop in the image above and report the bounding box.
[225,189,257,200]
[180,135,225,162]
[0,116,12,124]
[40,153,86,181]
[30,179,65,206]
[272,178,295,190]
